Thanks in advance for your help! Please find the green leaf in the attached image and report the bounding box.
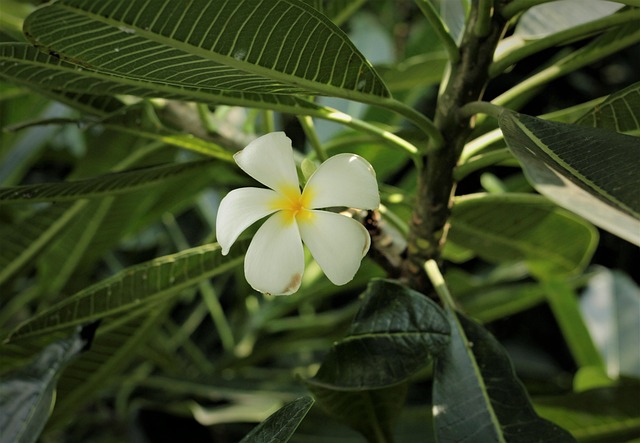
[0,43,324,116]
[308,279,450,390]
[239,396,314,443]
[535,381,640,442]
[5,241,247,342]
[23,0,389,102]
[433,310,576,443]
[448,193,598,277]
[307,383,408,443]
[576,81,640,135]
[0,159,223,204]
[0,327,90,443]
[499,111,640,246]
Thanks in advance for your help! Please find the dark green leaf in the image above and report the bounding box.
[448,193,598,277]
[433,310,576,443]
[576,81,640,135]
[0,159,223,204]
[239,396,314,443]
[308,279,450,390]
[0,328,89,443]
[23,0,389,102]
[5,241,247,342]
[308,383,407,443]
[499,111,640,246]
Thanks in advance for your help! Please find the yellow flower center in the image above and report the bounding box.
[270,185,315,225]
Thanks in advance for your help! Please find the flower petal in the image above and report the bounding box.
[244,212,305,295]
[216,188,280,255]
[303,153,380,210]
[298,210,370,285]
[234,132,300,195]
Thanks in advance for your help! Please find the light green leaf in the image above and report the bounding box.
[5,241,247,342]
[378,52,448,92]
[239,396,314,443]
[0,43,324,116]
[307,384,408,443]
[576,81,640,135]
[535,381,640,442]
[580,269,640,378]
[23,0,389,102]
[448,193,598,276]
[514,0,623,39]
[0,159,223,204]
[0,327,90,443]
[499,111,640,246]
[433,310,576,443]
[308,279,450,390]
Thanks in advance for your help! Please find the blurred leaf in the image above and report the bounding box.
[499,111,640,246]
[308,279,450,390]
[0,159,223,204]
[514,0,623,39]
[238,396,314,443]
[448,193,598,277]
[0,43,323,116]
[580,269,640,379]
[0,202,87,286]
[576,81,640,135]
[0,327,91,443]
[378,52,448,92]
[535,381,640,442]
[298,0,367,27]
[6,241,247,342]
[49,308,168,427]
[433,310,576,443]
[23,0,389,102]
[308,383,408,443]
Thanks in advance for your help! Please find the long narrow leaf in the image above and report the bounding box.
[0,43,324,116]
[0,159,222,204]
[6,241,247,342]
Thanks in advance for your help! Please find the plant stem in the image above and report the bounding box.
[297,115,327,161]
[459,100,503,119]
[475,0,493,38]
[402,1,508,293]
[414,0,460,63]
[424,259,457,309]
[381,99,445,150]
[321,107,422,160]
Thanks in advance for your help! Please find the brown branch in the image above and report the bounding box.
[401,2,508,294]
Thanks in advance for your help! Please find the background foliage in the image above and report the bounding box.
[0,0,638,442]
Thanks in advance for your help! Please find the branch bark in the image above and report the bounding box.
[401,2,508,293]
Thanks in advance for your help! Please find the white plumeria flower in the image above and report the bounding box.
[216,132,380,295]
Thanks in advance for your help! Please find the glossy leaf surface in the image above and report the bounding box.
[433,310,576,443]
[499,111,640,245]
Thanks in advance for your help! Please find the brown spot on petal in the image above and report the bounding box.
[283,273,302,294]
